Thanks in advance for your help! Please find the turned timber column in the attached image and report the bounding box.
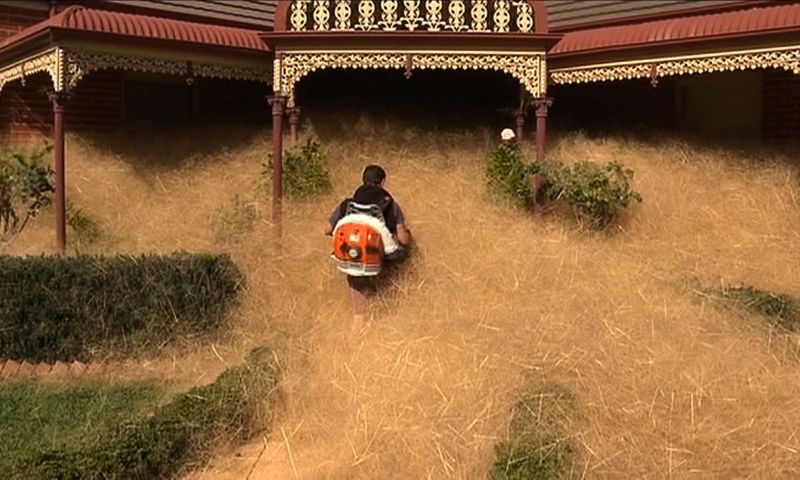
[268,94,287,232]
[48,91,69,251]
[288,106,301,146]
[533,97,553,163]
[515,110,525,142]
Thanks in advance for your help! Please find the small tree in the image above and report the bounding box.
[532,160,642,228]
[486,143,535,210]
[0,146,54,237]
[264,138,332,200]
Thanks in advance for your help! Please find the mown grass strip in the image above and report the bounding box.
[13,346,281,479]
[0,380,163,476]
[490,383,580,480]
[717,285,800,332]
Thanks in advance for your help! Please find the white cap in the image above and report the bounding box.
[500,128,516,141]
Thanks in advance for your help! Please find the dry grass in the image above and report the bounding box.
[4,120,800,478]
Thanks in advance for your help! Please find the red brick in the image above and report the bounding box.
[16,361,35,378]
[50,362,70,377]
[69,361,87,375]
[1,360,20,378]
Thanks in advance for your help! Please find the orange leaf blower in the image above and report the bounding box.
[331,202,400,277]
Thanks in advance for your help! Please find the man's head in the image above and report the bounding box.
[362,164,386,186]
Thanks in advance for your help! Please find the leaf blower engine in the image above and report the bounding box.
[331,202,400,276]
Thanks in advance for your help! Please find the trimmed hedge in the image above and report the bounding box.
[0,253,244,362]
[14,346,281,479]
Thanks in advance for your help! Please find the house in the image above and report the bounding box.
[0,0,796,248]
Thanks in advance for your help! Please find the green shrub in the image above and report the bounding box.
[0,145,54,238]
[490,384,579,480]
[532,160,642,227]
[0,253,244,362]
[486,143,535,210]
[212,195,257,243]
[14,346,281,479]
[264,138,332,199]
[718,285,800,331]
[66,202,110,248]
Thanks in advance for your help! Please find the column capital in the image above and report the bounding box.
[533,97,553,117]
[47,90,70,110]
[267,94,287,116]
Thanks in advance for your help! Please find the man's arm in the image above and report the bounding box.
[325,203,342,236]
[393,203,411,246]
[395,223,411,246]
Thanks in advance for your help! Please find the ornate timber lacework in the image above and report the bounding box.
[550,48,800,85]
[0,48,63,92]
[274,51,546,105]
[0,47,270,94]
[288,0,535,32]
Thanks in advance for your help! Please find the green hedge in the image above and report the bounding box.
[14,346,281,479]
[0,253,244,362]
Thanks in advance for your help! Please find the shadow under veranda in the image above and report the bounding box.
[69,121,268,176]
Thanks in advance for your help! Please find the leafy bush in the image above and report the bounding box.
[212,195,257,243]
[14,346,281,479]
[532,160,642,227]
[0,253,244,362]
[718,285,800,331]
[0,145,54,238]
[490,384,579,480]
[264,138,332,199]
[66,202,110,248]
[486,143,535,210]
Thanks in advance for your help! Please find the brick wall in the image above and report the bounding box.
[0,70,123,141]
[0,73,52,141]
[548,77,676,133]
[0,4,47,42]
[195,78,269,123]
[762,68,800,145]
[66,70,123,132]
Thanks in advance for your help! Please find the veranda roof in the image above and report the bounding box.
[0,5,269,55]
[549,2,800,85]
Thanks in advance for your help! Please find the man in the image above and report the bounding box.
[325,165,411,333]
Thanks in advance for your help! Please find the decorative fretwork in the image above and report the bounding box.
[379,0,400,30]
[402,0,422,30]
[514,0,534,33]
[472,0,489,31]
[290,0,310,31]
[493,0,510,32]
[550,47,800,85]
[287,0,536,33]
[313,0,331,30]
[275,50,546,105]
[334,0,351,29]
[0,46,270,94]
[423,0,444,31]
[64,51,187,89]
[356,0,376,30]
[0,48,62,92]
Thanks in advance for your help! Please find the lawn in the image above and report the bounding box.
[0,380,164,475]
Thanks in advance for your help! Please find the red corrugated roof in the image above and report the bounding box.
[550,2,800,56]
[0,5,269,53]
